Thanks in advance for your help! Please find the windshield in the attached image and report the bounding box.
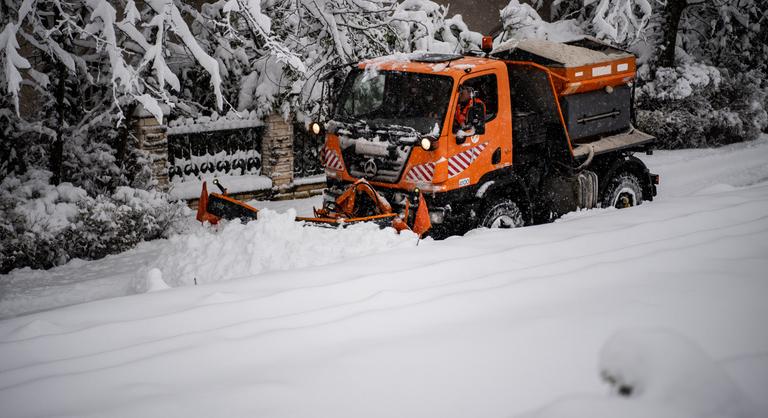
[336,69,453,135]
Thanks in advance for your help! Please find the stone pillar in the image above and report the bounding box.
[133,107,169,191]
[261,113,294,189]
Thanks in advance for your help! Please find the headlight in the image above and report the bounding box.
[311,122,322,135]
[420,136,437,151]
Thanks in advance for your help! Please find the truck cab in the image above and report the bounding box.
[321,38,658,236]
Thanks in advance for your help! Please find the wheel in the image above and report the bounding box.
[479,198,524,229]
[601,173,643,209]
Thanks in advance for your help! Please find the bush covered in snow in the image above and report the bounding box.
[637,64,768,149]
[0,171,189,274]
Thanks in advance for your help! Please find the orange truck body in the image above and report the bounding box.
[320,37,657,235]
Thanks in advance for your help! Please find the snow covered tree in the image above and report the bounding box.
[0,0,226,189]
[179,0,403,123]
[676,0,767,74]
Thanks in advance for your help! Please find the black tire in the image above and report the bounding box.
[479,198,524,229]
[601,173,643,209]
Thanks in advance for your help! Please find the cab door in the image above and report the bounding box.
[445,69,512,189]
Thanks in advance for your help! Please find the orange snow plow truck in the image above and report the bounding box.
[197,37,659,238]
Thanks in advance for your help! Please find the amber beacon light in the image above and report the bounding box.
[481,36,493,54]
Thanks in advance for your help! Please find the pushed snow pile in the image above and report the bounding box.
[152,209,418,287]
[520,329,756,418]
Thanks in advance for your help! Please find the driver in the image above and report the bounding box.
[453,85,486,132]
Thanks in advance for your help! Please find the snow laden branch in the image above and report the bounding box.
[392,0,482,53]
[497,0,582,43]
[0,0,34,115]
[145,0,224,117]
[212,0,401,120]
[588,0,654,45]
[222,0,305,73]
[0,24,31,115]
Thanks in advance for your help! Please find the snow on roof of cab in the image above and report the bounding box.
[493,37,632,67]
[410,53,463,63]
[359,53,495,75]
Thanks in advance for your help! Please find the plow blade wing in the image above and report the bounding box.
[196,181,259,224]
[207,193,260,222]
[194,179,431,236]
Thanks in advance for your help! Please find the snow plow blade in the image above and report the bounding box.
[195,179,431,236]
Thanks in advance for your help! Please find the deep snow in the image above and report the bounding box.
[1,137,767,418]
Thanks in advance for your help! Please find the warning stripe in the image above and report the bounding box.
[448,142,487,178]
[405,162,436,183]
[323,147,344,171]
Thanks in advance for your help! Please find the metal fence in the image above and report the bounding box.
[167,127,264,182]
[292,124,325,179]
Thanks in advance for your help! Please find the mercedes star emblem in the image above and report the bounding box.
[364,158,378,178]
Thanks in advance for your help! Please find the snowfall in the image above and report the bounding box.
[1,137,768,418]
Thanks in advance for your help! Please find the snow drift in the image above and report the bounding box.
[152,209,419,287]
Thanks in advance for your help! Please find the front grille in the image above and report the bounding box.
[340,139,414,183]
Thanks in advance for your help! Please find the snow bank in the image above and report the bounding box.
[151,209,418,287]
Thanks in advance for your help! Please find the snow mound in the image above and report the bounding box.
[152,209,418,287]
[599,329,754,418]
[145,268,170,292]
[519,329,756,418]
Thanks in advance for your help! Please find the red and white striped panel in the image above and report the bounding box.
[323,147,344,171]
[405,162,436,183]
[448,142,487,178]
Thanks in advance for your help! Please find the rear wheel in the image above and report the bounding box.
[601,173,643,209]
[479,198,524,229]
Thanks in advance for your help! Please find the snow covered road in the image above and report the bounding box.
[1,138,767,417]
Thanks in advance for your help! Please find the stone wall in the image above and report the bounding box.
[260,113,295,191]
[134,115,169,191]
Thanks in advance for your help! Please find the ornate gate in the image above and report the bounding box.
[167,126,264,182]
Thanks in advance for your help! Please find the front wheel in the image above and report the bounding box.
[601,173,643,209]
[479,198,525,229]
